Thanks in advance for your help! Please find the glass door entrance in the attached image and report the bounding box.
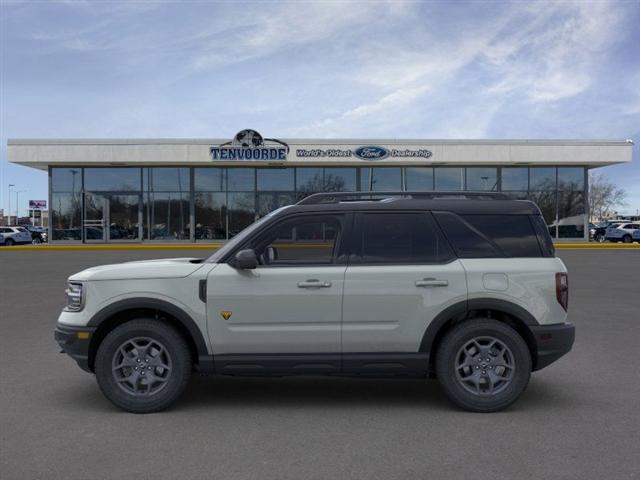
[84,193,141,242]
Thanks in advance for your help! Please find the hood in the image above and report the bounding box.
[69,257,205,281]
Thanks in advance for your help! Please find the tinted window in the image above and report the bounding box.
[252,215,342,265]
[530,215,555,257]
[356,213,452,264]
[461,215,542,257]
[434,212,500,258]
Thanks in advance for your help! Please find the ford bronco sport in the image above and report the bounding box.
[55,192,575,413]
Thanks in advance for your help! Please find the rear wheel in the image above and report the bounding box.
[95,319,192,413]
[622,235,632,243]
[436,319,531,412]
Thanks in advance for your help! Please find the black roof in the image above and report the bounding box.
[286,192,541,215]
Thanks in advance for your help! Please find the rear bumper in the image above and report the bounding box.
[530,322,575,371]
[54,324,96,373]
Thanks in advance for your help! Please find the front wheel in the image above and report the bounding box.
[436,319,531,412]
[595,233,605,243]
[95,319,192,413]
[5,238,14,246]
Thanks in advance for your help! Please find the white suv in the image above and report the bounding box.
[55,192,575,413]
[0,226,32,245]
[605,223,640,243]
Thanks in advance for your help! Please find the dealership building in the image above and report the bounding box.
[7,131,633,243]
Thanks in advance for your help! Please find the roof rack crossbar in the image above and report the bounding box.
[297,191,510,205]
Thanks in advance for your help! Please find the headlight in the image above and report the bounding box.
[65,282,84,311]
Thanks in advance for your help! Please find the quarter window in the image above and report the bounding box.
[356,213,453,264]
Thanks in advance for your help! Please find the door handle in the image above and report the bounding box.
[297,279,332,289]
[415,278,448,288]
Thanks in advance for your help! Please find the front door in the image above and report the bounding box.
[84,193,107,242]
[207,214,348,372]
[84,193,141,242]
[341,212,467,364]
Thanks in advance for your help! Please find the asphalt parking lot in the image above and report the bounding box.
[1,249,639,479]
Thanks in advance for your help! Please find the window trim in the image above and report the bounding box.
[348,211,456,266]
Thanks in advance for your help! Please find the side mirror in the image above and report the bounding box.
[232,249,258,270]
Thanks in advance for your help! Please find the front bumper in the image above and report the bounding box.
[54,324,96,373]
[530,322,575,371]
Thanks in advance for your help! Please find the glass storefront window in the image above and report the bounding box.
[296,168,324,198]
[195,192,226,240]
[144,168,190,192]
[145,192,190,240]
[466,167,498,191]
[257,168,294,191]
[557,167,584,190]
[435,168,464,191]
[364,167,402,191]
[501,168,528,190]
[85,168,141,191]
[228,192,256,237]
[51,168,82,193]
[227,168,255,191]
[324,168,356,191]
[557,190,585,238]
[257,193,296,217]
[195,168,225,191]
[51,193,82,240]
[529,167,556,191]
[405,167,434,191]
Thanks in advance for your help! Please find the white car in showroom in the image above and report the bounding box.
[0,226,32,246]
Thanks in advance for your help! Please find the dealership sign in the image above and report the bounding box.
[29,200,47,209]
[296,146,433,160]
[211,129,289,161]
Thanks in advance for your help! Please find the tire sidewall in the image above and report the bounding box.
[436,319,531,412]
[95,320,191,413]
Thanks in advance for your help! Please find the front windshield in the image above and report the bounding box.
[205,205,293,263]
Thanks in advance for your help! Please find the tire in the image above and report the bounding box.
[595,233,605,243]
[436,319,531,412]
[622,235,632,243]
[5,238,14,246]
[95,319,192,413]
[32,237,42,245]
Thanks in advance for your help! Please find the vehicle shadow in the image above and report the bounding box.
[50,373,577,414]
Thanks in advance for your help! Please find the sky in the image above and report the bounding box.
[1,0,639,216]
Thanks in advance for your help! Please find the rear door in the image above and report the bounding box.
[341,212,467,360]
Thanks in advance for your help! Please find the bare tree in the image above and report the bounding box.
[589,172,627,221]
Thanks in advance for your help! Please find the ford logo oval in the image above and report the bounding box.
[354,146,389,160]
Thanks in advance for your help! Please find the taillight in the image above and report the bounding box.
[555,272,569,311]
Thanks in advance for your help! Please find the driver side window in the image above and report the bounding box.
[251,215,343,266]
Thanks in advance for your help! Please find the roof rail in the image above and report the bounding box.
[296,191,511,205]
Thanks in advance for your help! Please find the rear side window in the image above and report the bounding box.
[461,215,543,257]
[433,212,500,258]
[530,215,555,257]
[434,212,547,258]
[354,212,453,264]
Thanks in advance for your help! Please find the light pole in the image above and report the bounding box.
[15,190,26,224]
[8,184,15,225]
